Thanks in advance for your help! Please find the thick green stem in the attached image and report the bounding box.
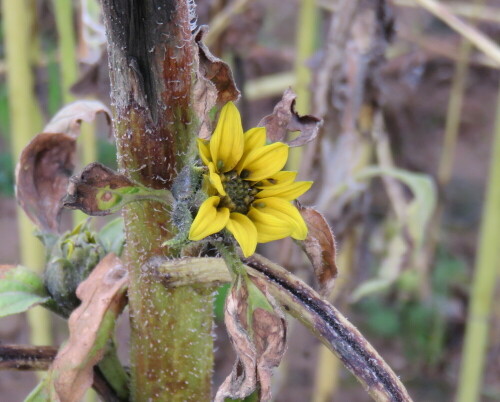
[457,81,500,402]
[100,1,213,400]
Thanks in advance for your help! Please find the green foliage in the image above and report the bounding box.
[214,283,231,321]
[0,82,10,139]
[356,249,467,367]
[46,48,63,116]
[24,374,56,402]
[98,217,125,256]
[0,152,14,196]
[0,265,50,318]
[97,139,118,170]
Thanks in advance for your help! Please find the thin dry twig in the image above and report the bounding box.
[410,0,500,67]
[0,344,121,401]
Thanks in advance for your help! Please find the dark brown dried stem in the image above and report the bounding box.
[245,255,412,402]
[0,345,57,371]
[0,345,122,401]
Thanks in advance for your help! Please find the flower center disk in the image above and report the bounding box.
[219,171,258,214]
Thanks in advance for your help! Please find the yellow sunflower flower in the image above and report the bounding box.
[188,102,312,257]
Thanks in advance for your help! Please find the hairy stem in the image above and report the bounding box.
[151,256,413,402]
[100,1,213,400]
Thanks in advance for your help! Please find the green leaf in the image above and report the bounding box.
[246,277,273,314]
[24,373,56,402]
[0,266,50,318]
[99,217,125,256]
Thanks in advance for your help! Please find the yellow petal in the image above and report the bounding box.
[189,196,230,241]
[210,102,244,172]
[226,213,258,257]
[243,127,266,155]
[247,206,293,243]
[256,171,298,188]
[238,142,289,182]
[257,181,313,201]
[208,162,226,196]
[253,197,308,240]
[197,138,211,166]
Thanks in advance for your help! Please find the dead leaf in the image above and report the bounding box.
[215,275,286,402]
[194,26,240,140]
[216,282,257,401]
[195,26,240,106]
[62,162,134,216]
[51,253,128,402]
[251,276,287,401]
[15,133,76,232]
[15,101,112,232]
[43,100,111,138]
[297,204,338,297]
[258,88,322,147]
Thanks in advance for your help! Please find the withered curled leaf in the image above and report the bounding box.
[63,162,133,216]
[63,162,174,216]
[51,253,128,402]
[195,26,240,106]
[15,133,76,233]
[15,101,112,232]
[297,204,338,297]
[215,276,286,402]
[258,88,322,147]
[43,100,111,138]
[194,26,240,140]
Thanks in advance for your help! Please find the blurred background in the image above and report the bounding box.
[1,0,500,400]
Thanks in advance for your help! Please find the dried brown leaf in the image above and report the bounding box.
[251,277,287,401]
[215,283,257,402]
[297,204,338,297]
[258,88,322,147]
[15,101,112,232]
[51,253,128,402]
[215,276,286,402]
[63,162,133,216]
[194,26,240,140]
[15,133,76,232]
[43,100,111,138]
[195,26,240,106]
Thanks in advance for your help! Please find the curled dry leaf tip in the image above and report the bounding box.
[296,203,338,297]
[258,88,323,147]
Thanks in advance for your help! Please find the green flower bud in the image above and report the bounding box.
[44,222,106,317]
